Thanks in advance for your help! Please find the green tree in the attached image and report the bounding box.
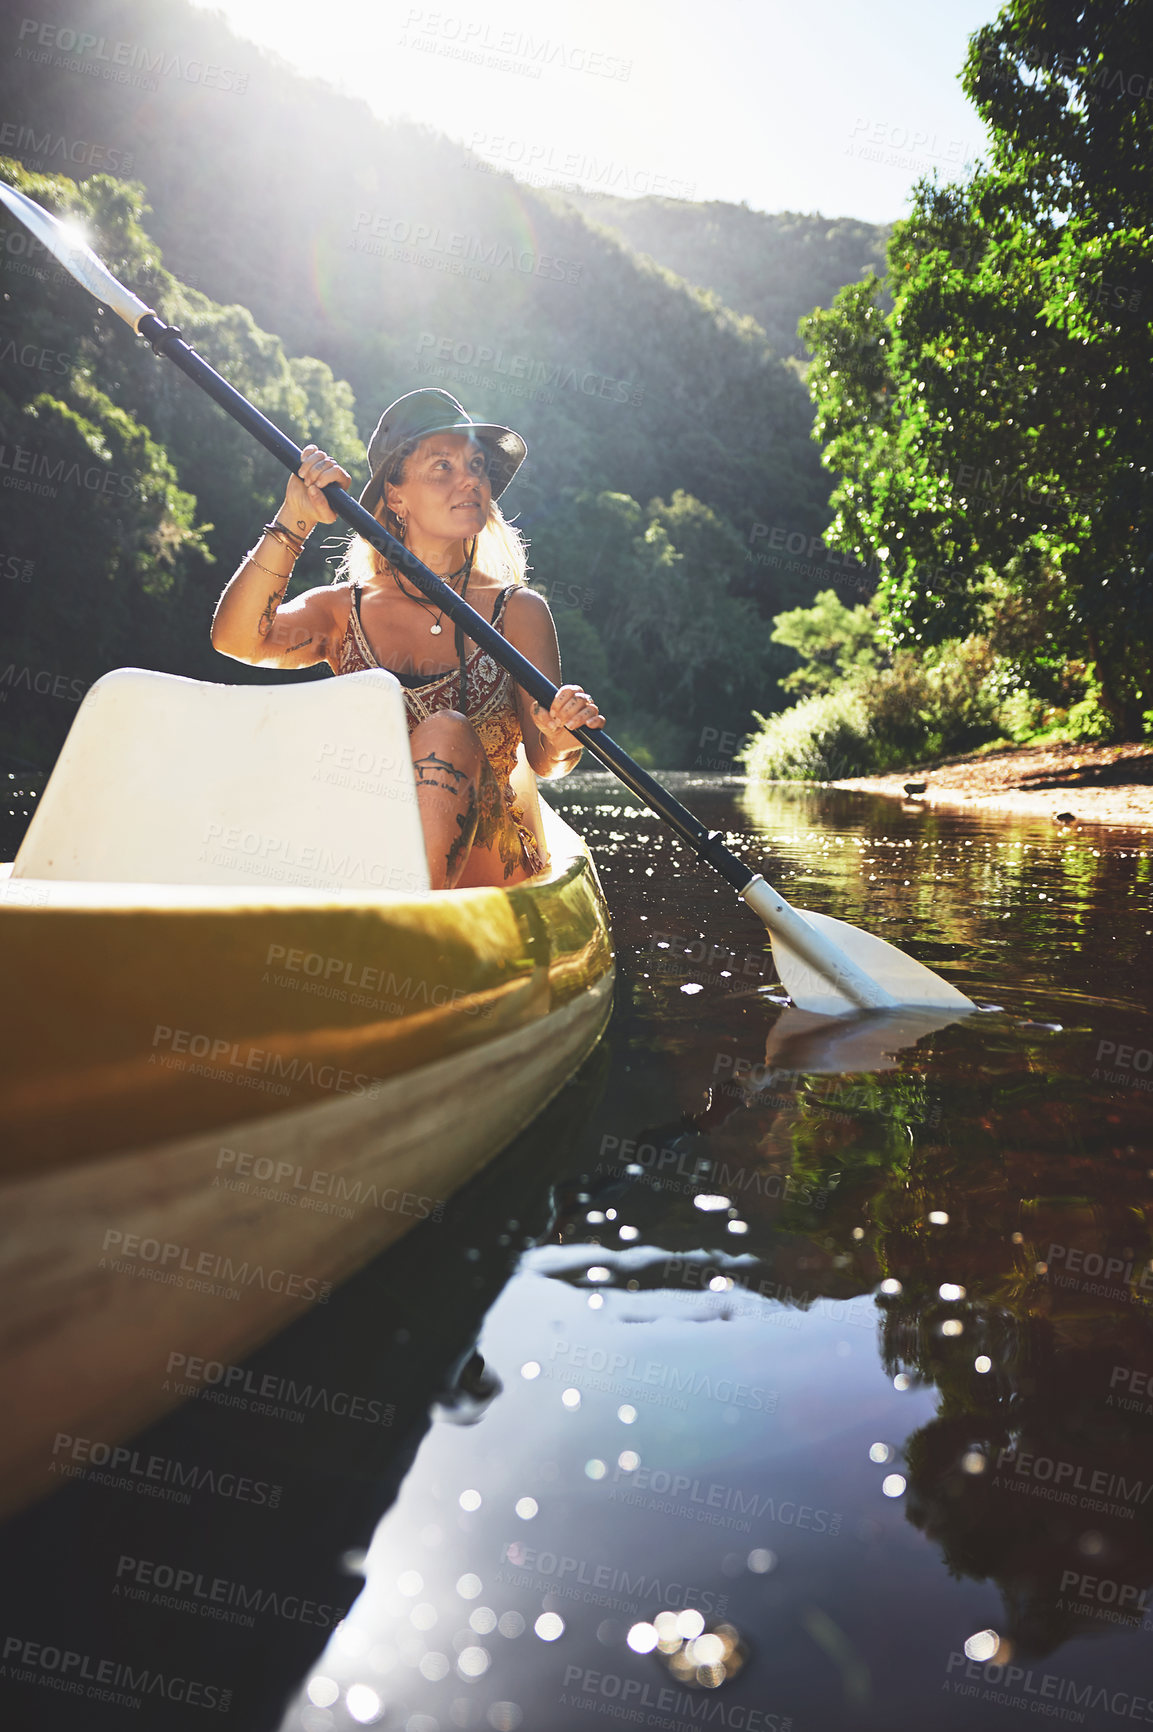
[0,159,366,762]
[526,487,783,763]
[771,588,881,695]
[801,0,1153,739]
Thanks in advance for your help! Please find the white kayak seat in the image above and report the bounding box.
[12,667,431,892]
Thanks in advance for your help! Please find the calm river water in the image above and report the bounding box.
[3,773,1153,1732]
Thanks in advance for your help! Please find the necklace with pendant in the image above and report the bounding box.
[389,551,472,634]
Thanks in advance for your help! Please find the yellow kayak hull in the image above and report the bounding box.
[0,798,613,1513]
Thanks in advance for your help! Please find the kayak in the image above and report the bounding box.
[0,665,614,1512]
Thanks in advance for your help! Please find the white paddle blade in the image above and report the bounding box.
[769,907,975,1017]
[0,181,153,330]
[740,873,974,1015]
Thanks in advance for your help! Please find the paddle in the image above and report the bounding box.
[0,180,975,1017]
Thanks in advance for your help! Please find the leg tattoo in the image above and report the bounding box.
[414,751,471,794]
[445,785,478,881]
[472,760,523,881]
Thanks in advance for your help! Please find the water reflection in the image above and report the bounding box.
[282,779,1153,1729]
[7,775,1153,1729]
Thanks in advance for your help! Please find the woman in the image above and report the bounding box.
[211,389,603,889]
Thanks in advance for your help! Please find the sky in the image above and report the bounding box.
[190,0,1000,223]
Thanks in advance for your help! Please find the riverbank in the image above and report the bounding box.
[831,740,1153,829]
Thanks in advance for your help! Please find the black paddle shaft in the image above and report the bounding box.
[139,313,757,893]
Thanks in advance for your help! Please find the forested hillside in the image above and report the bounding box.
[562,193,888,361]
[0,0,882,766]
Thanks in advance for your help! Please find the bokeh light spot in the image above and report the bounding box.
[627,1622,659,1654]
[965,1629,1000,1662]
[307,1677,340,1708]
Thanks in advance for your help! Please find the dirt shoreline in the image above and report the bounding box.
[830,741,1153,830]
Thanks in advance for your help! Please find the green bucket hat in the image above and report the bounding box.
[359,388,527,517]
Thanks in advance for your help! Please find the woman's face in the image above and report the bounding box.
[385,431,492,541]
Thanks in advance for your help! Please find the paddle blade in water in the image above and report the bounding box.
[0,181,153,330]
[767,907,975,1017]
[762,1004,966,1073]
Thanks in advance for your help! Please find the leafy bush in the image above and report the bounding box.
[740,637,1007,780]
[740,685,876,781]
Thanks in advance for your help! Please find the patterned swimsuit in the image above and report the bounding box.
[334,582,548,876]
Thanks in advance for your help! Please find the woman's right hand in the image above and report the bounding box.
[280,445,353,535]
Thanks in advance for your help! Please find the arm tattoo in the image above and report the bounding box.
[257,585,287,638]
[285,636,315,655]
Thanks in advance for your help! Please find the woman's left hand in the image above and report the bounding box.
[533,685,604,748]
